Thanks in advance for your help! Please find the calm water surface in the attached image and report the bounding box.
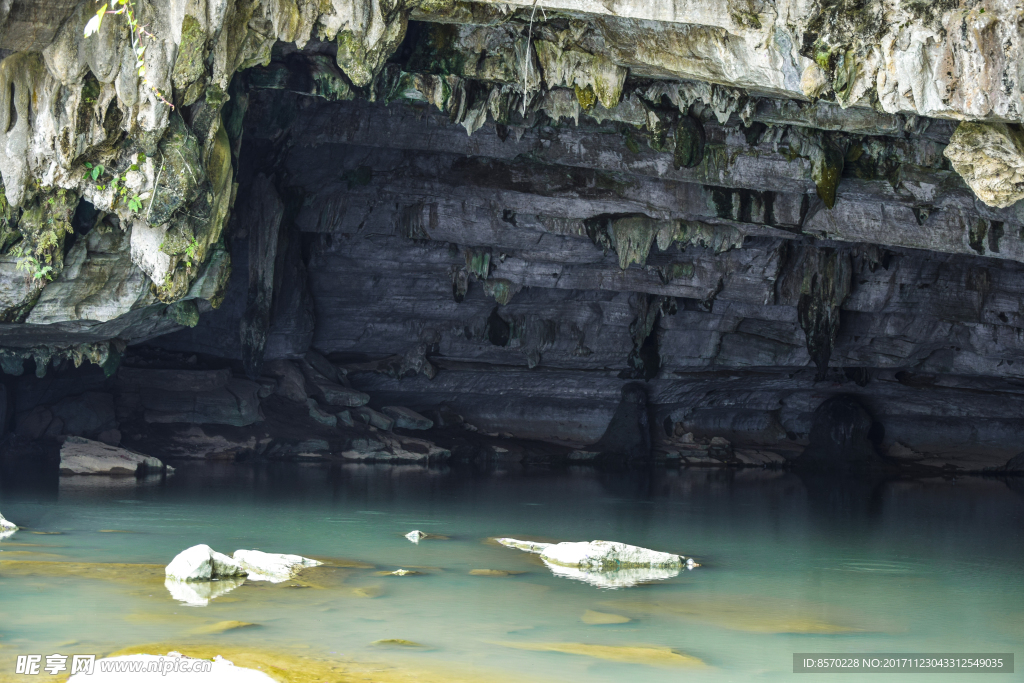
[1,464,1022,682]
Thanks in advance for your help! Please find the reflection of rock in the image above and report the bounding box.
[545,562,681,589]
[497,537,696,588]
[59,437,169,475]
[165,544,248,582]
[232,549,322,583]
[164,576,246,607]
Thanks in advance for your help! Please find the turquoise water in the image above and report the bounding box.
[1,464,1022,681]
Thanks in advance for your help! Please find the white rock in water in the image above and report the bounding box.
[67,652,276,682]
[0,512,17,532]
[164,576,246,607]
[540,540,684,570]
[60,437,166,475]
[405,530,425,543]
[165,544,247,582]
[496,537,696,588]
[232,549,322,583]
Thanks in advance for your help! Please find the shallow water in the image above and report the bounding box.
[1,464,1022,682]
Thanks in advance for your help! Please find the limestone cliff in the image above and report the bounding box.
[1,0,1024,472]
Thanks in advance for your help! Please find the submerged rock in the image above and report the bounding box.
[497,641,705,667]
[165,544,247,582]
[496,537,697,588]
[60,437,168,476]
[232,549,322,583]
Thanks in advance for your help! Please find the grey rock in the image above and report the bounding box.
[382,406,433,430]
[313,381,370,408]
[240,174,284,378]
[304,349,340,383]
[60,436,166,475]
[354,406,395,431]
[306,398,337,427]
[16,406,53,440]
[117,367,231,393]
[264,360,307,403]
[799,396,882,470]
[138,378,262,427]
[49,392,116,438]
[592,384,652,463]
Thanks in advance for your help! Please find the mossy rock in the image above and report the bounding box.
[167,299,200,327]
[172,15,208,91]
[149,117,205,226]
